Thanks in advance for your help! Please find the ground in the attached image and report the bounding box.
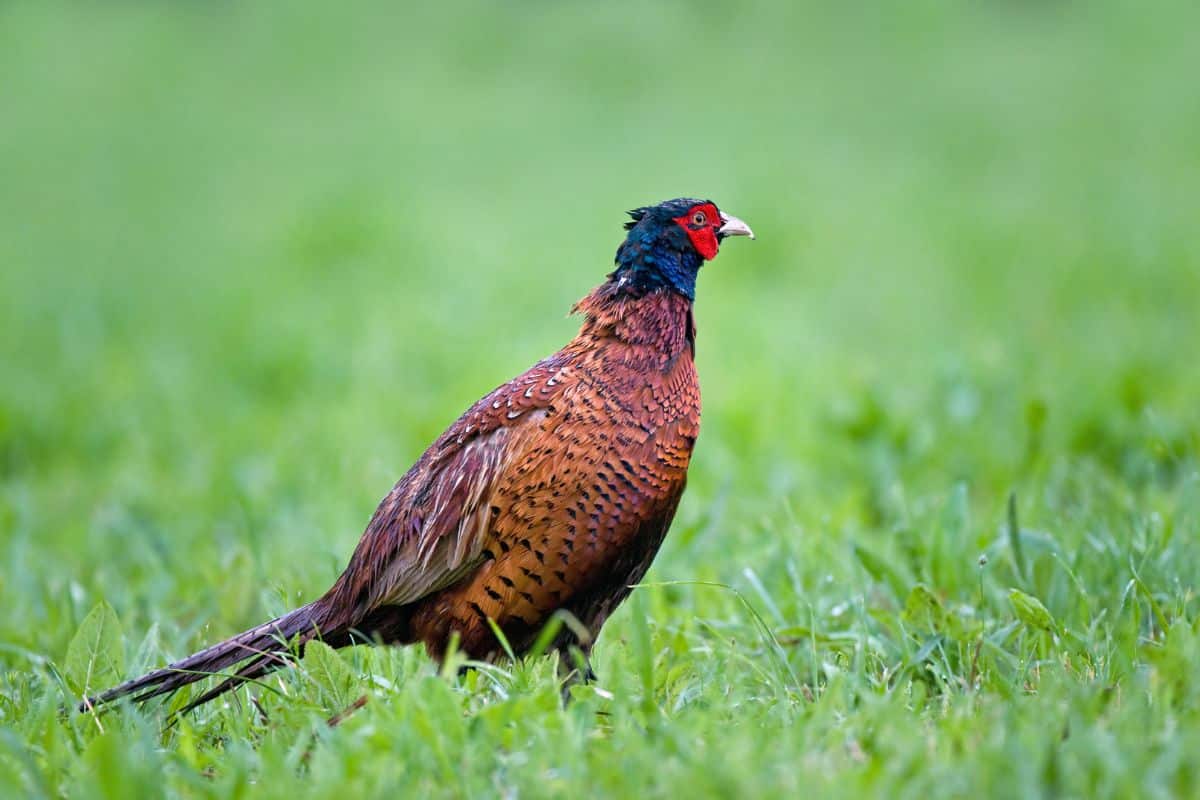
[1,1,1199,797]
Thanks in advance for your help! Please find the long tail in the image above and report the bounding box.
[79,600,345,715]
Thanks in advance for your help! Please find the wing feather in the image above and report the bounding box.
[323,361,569,617]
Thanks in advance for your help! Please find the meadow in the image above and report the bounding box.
[2,1,1199,797]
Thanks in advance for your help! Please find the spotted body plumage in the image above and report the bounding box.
[83,198,753,714]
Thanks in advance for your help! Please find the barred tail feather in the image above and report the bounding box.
[79,600,338,713]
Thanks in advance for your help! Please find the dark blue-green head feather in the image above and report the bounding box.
[611,197,753,300]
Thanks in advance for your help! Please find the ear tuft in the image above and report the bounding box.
[623,207,649,231]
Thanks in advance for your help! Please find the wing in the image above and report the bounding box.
[322,356,574,620]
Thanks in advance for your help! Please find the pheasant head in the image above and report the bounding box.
[613,198,753,299]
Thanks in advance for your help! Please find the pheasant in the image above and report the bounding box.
[83,197,753,714]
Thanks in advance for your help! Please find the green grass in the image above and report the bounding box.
[2,0,1199,797]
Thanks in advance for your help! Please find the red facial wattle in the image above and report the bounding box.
[672,203,722,261]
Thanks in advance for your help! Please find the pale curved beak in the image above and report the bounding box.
[718,211,755,240]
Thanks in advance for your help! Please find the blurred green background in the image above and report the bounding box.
[2,1,1199,797]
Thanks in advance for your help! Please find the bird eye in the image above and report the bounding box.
[691,211,707,226]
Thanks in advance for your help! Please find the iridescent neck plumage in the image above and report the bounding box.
[611,235,702,300]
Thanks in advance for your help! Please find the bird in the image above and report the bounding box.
[82,197,754,715]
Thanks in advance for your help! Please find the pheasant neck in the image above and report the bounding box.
[611,240,703,300]
[570,284,696,372]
